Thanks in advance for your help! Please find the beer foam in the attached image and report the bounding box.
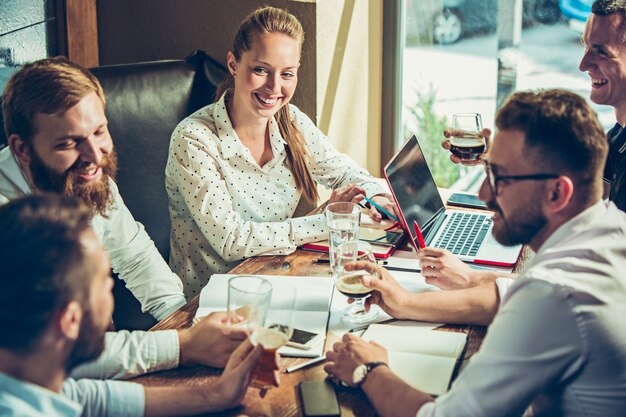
[336,272,370,294]
[449,136,484,147]
[251,328,289,349]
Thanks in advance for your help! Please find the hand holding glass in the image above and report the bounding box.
[326,202,361,271]
[249,283,296,389]
[333,241,380,324]
[449,113,485,161]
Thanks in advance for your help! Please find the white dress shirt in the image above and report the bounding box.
[417,201,626,417]
[166,95,387,297]
[0,148,183,381]
[0,147,186,321]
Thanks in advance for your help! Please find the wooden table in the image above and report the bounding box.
[132,247,532,416]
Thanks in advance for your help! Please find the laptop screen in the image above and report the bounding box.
[384,136,445,238]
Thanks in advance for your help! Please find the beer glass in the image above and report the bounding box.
[333,241,379,324]
[449,113,485,161]
[249,282,296,389]
[326,202,361,271]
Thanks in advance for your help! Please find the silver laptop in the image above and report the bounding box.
[383,135,521,267]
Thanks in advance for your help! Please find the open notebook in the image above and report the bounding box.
[362,322,468,396]
[196,274,334,358]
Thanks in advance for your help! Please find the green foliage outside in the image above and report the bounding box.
[403,84,464,188]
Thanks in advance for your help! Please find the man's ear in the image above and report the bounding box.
[227,51,238,77]
[58,301,82,342]
[8,134,32,164]
[547,176,574,213]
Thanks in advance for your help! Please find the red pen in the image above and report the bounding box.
[413,221,426,249]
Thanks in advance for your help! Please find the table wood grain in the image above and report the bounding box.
[133,247,533,417]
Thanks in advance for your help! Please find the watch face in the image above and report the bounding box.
[352,364,368,385]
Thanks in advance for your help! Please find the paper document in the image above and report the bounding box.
[362,322,467,396]
[196,274,334,358]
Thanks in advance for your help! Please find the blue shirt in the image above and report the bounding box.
[0,372,145,417]
[0,372,80,417]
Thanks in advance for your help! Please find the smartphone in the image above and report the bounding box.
[298,380,340,417]
[359,227,403,246]
[447,193,488,209]
[287,328,324,350]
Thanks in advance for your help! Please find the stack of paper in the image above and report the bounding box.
[196,274,334,358]
[362,322,467,396]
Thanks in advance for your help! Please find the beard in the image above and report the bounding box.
[28,147,118,218]
[488,198,547,247]
[65,308,108,372]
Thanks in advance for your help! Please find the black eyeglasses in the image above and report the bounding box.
[483,160,560,196]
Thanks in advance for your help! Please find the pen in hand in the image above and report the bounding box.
[360,196,399,222]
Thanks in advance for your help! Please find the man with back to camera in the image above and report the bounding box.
[0,194,265,416]
[0,57,246,380]
[325,89,626,416]
[420,0,626,296]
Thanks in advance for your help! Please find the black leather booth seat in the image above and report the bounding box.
[0,51,226,330]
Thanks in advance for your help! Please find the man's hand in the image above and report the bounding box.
[324,333,388,387]
[417,247,479,290]
[211,340,265,409]
[344,261,410,319]
[417,247,501,290]
[442,127,491,166]
[178,312,248,368]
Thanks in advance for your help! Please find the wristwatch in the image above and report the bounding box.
[351,361,388,386]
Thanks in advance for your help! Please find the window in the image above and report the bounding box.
[0,0,59,92]
[400,0,600,190]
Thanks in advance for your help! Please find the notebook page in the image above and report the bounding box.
[362,324,467,396]
[196,274,334,358]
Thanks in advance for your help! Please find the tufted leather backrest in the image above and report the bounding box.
[91,51,225,261]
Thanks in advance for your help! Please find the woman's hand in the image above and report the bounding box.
[367,194,398,222]
[329,183,367,204]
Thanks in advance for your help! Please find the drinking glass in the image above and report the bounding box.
[249,282,296,389]
[227,275,272,326]
[449,113,486,161]
[333,241,379,324]
[326,202,361,271]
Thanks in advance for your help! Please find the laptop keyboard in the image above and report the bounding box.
[434,212,491,257]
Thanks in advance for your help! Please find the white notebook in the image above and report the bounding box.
[362,322,468,396]
[196,274,334,358]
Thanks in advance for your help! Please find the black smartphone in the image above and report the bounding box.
[447,193,487,209]
[287,328,324,350]
[298,380,340,417]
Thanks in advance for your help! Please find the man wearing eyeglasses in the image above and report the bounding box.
[427,0,626,291]
[325,89,626,416]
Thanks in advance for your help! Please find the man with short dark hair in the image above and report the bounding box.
[424,0,626,300]
[0,195,264,416]
[0,57,246,381]
[326,89,626,416]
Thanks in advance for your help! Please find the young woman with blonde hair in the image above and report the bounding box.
[166,6,396,297]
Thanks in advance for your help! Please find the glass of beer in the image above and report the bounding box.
[333,241,379,324]
[227,275,272,326]
[249,282,296,389]
[449,113,486,161]
[326,202,361,271]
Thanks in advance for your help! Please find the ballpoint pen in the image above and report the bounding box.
[360,196,400,222]
[285,356,327,373]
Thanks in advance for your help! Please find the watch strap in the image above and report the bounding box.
[361,361,387,386]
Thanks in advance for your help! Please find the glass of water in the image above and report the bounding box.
[325,202,361,271]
